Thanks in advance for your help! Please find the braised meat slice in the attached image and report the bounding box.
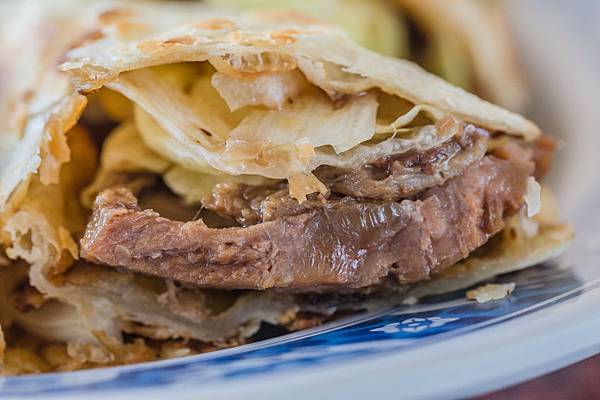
[80,155,532,292]
[200,183,278,226]
[201,184,328,226]
[201,125,489,225]
[314,124,489,200]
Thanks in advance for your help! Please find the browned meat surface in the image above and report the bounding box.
[80,155,532,292]
[314,124,488,200]
[258,190,328,221]
[200,183,278,226]
[202,184,327,226]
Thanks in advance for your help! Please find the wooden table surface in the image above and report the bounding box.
[478,353,600,399]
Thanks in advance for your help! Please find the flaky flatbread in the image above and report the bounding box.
[0,1,569,374]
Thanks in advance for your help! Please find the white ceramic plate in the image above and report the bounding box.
[1,1,599,399]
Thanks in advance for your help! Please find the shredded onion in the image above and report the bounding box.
[211,70,306,111]
[467,283,516,303]
[108,64,459,201]
[524,176,541,218]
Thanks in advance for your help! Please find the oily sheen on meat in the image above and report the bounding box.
[80,154,532,291]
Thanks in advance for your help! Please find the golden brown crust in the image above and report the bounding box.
[59,3,540,139]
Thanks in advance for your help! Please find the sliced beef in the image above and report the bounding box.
[201,125,489,225]
[200,182,278,226]
[314,124,489,200]
[80,155,532,292]
[259,190,328,221]
[202,184,327,226]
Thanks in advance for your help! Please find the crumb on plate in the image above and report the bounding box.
[466,283,516,303]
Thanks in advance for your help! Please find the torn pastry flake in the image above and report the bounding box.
[466,283,516,303]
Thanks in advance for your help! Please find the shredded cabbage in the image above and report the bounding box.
[211,70,307,111]
[134,105,223,174]
[108,64,454,200]
[188,70,248,139]
[524,176,541,218]
[164,166,275,205]
[101,120,170,174]
[376,104,446,134]
[108,68,228,149]
[225,89,378,156]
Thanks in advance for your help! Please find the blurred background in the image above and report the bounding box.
[484,1,600,397]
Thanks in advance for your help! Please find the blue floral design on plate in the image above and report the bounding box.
[0,263,594,398]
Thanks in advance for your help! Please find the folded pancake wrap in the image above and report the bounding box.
[0,1,571,371]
